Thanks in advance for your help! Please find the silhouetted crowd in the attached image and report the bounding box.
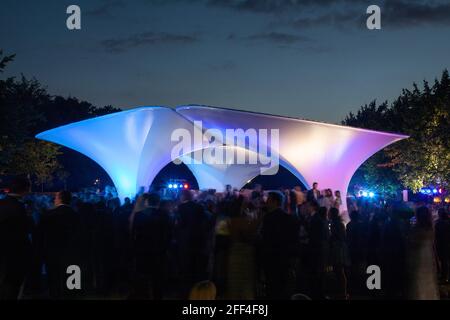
[1,177,449,300]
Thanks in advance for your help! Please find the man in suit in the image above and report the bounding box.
[0,177,32,300]
[306,182,321,204]
[40,190,80,299]
[177,189,212,295]
[261,192,299,299]
[132,193,172,299]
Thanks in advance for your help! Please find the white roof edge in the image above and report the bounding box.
[176,105,409,139]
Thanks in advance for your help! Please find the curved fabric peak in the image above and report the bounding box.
[35,106,184,200]
[176,105,408,215]
[35,106,214,200]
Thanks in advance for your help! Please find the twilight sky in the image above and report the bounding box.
[1,0,450,123]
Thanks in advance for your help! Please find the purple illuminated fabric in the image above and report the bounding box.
[36,105,407,214]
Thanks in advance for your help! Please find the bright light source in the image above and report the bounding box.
[432,188,438,194]
[168,184,173,189]
[173,184,178,189]
[369,192,375,198]
[362,191,368,197]
[184,184,189,189]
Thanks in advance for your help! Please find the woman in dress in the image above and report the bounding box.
[405,206,440,299]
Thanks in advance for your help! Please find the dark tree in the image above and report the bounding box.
[344,70,450,194]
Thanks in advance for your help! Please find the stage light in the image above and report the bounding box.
[173,184,178,189]
[369,192,375,198]
[184,184,189,189]
[362,191,368,197]
[439,188,443,194]
[432,188,438,194]
[168,184,173,189]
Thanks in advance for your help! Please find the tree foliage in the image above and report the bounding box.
[343,70,450,193]
[0,49,121,191]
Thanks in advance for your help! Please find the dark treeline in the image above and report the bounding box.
[344,70,449,196]
[0,50,120,191]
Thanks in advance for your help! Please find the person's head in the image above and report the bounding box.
[266,191,283,211]
[438,208,448,220]
[309,201,319,215]
[146,193,160,207]
[180,189,193,202]
[188,280,216,300]
[55,190,72,206]
[325,189,333,197]
[318,206,328,219]
[312,182,318,190]
[225,184,232,193]
[133,193,149,212]
[160,199,174,214]
[335,190,341,198]
[124,197,131,205]
[10,176,30,195]
[329,207,340,222]
[416,206,432,229]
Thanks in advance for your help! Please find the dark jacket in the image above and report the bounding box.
[177,201,211,254]
[261,208,299,260]
[435,218,450,255]
[0,195,32,298]
[0,195,32,260]
[40,204,80,265]
[133,207,172,256]
[306,189,320,204]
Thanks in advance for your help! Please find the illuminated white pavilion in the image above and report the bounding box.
[36,105,408,214]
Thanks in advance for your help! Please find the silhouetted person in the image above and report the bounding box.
[346,210,367,296]
[40,191,80,299]
[227,197,259,299]
[0,177,32,299]
[308,205,329,299]
[435,208,450,283]
[380,207,408,298]
[329,207,349,299]
[261,192,298,299]
[367,210,386,267]
[306,182,320,205]
[131,193,171,299]
[405,206,439,299]
[113,197,134,293]
[177,189,212,296]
